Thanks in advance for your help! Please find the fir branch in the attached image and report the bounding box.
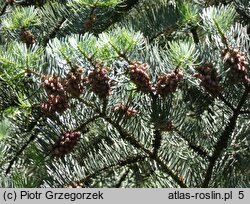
[152,129,162,157]
[151,94,162,158]
[239,110,250,114]
[75,115,100,132]
[108,41,131,63]
[103,115,151,154]
[80,155,146,185]
[202,85,250,187]
[43,17,66,47]
[190,25,199,44]
[77,45,98,67]
[102,98,108,114]
[149,26,176,42]
[83,2,98,32]
[0,3,8,16]
[213,18,229,49]
[235,5,250,24]
[77,98,102,113]
[77,97,188,187]
[188,143,210,158]
[174,128,210,158]
[5,114,42,175]
[218,93,236,111]
[103,115,188,188]
[100,0,140,32]
[115,168,130,188]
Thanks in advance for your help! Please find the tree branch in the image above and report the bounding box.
[190,26,199,44]
[115,168,130,188]
[149,26,176,42]
[43,17,66,47]
[202,86,250,187]
[99,0,140,32]
[0,3,8,16]
[152,129,162,157]
[80,155,146,185]
[174,128,210,158]
[75,115,100,132]
[5,113,42,175]
[218,93,236,111]
[239,110,250,114]
[103,115,188,188]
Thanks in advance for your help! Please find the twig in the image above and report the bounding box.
[103,115,188,188]
[0,3,8,16]
[115,168,130,187]
[75,115,100,132]
[218,93,236,111]
[152,129,162,157]
[100,0,140,33]
[77,97,101,113]
[5,114,42,175]
[83,1,99,32]
[76,96,188,187]
[239,110,250,114]
[151,94,163,158]
[174,128,210,158]
[190,26,199,44]
[149,26,176,42]
[43,17,66,47]
[202,86,249,187]
[80,155,146,185]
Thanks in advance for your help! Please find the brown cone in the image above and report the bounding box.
[52,130,81,158]
[88,66,111,99]
[128,61,153,93]
[194,63,221,96]
[156,71,183,97]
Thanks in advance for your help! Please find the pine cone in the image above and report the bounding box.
[128,61,153,93]
[40,94,69,114]
[42,75,64,95]
[52,130,81,158]
[156,71,183,97]
[20,29,36,46]
[64,67,84,98]
[222,48,249,83]
[194,63,221,96]
[88,66,111,99]
[114,103,137,117]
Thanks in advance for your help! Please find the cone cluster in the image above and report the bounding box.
[155,71,183,97]
[88,67,111,99]
[40,75,68,114]
[64,67,84,98]
[194,63,221,96]
[52,130,81,158]
[42,75,64,95]
[40,66,85,114]
[114,103,137,117]
[128,61,153,93]
[223,48,249,83]
[40,94,69,114]
[20,29,36,45]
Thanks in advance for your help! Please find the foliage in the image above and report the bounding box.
[0,0,250,188]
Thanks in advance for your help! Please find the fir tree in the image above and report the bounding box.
[0,0,250,188]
